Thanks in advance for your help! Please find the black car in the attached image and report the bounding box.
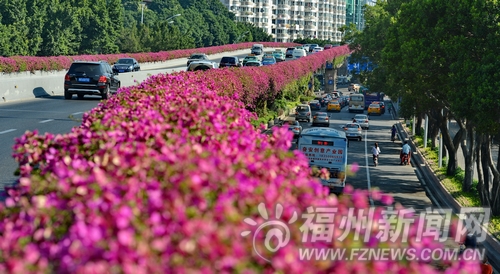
[315,96,328,107]
[285,47,295,58]
[112,58,140,73]
[308,44,319,52]
[187,53,209,66]
[219,56,242,68]
[64,61,121,100]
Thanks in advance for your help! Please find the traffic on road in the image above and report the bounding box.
[272,87,435,213]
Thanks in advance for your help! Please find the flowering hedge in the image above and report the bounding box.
[0,46,479,272]
[0,42,300,74]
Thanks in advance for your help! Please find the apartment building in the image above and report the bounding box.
[345,0,375,31]
[221,0,347,43]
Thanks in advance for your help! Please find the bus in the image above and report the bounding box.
[349,93,365,113]
[298,128,348,194]
[364,91,383,110]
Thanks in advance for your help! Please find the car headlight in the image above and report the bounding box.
[129,65,133,69]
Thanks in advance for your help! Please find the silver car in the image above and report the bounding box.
[353,114,370,129]
[187,60,219,71]
[342,123,363,141]
[295,104,312,123]
[282,120,302,139]
[312,112,330,127]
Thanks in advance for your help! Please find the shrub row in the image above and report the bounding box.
[0,42,300,74]
[0,46,479,272]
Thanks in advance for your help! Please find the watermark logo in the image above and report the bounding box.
[240,203,297,262]
[241,205,490,261]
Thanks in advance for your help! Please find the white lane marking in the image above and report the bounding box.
[39,119,54,123]
[0,109,64,114]
[72,112,84,116]
[364,129,374,206]
[0,129,16,134]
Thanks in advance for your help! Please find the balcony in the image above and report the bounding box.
[305,15,317,21]
[278,13,291,19]
[306,6,317,12]
[304,24,317,30]
[305,0,317,3]
[241,1,256,7]
[277,33,290,38]
[262,1,269,5]
[272,13,277,18]
[241,11,255,16]
[278,3,290,9]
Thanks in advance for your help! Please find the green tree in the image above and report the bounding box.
[39,0,82,56]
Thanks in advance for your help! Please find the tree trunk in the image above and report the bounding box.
[441,115,461,176]
[484,134,500,216]
[461,123,476,192]
[428,109,441,148]
[415,114,423,136]
[476,134,489,206]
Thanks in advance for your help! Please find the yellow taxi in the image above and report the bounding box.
[327,101,341,112]
[367,103,381,115]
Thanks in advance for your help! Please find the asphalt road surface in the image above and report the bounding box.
[0,54,294,190]
[290,87,435,213]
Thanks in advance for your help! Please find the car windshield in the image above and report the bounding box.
[245,62,260,66]
[345,124,359,128]
[297,106,309,112]
[190,55,205,59]
[355,115,367,119]
[117,59,133,64]
[350,96,364,101]
[221,57,235,63]
[68,63,101,74]
[369,104,379,108]
[263,58,274,62]
[317,113,327,117]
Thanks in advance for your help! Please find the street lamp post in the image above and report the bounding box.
[140,0,152,24]
[166,14,181,21]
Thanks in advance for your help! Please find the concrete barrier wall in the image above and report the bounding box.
[0,47,282,104]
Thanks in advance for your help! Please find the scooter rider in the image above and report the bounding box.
[400,141,411,164]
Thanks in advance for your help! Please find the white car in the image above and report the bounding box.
[312,47,324,53]
[292,48,307,59]
[341,123,363,141]
[353,114,370,130]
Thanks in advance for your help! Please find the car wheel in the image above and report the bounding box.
[309,118,313,123]
[64,90,72,100]
[77,94,84,99]
[102,85,110,100]
[358,137,362,141]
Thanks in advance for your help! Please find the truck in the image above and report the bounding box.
[298,128,348,194]
[363,90,383,110]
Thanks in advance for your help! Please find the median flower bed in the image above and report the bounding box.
[0,42,299,74]
[0,47,479,272]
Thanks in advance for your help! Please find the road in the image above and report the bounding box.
[0,52,286,190]
[290,87,435,213]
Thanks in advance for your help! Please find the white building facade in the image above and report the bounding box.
[221,0,347,43]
